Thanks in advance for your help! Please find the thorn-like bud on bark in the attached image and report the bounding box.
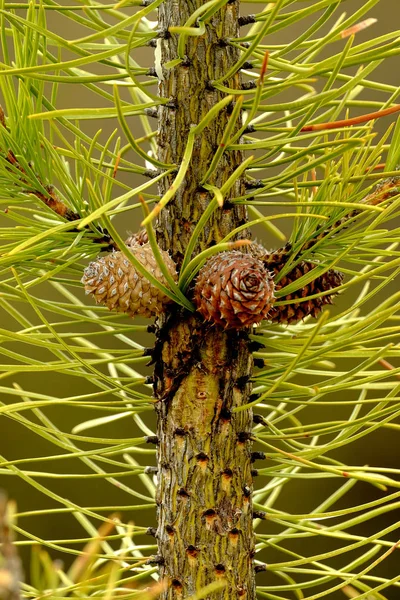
[248,340,265,352]
[251,469,259,477]
[238,431,252,443]
[156,28,171,39]
[243,124,256,134]
[146,67,158,77]
[249,393,261,403]
[245,179,264,189]
[220,407,232,421]
[144,107,159,119]
[222,468,233,478]
[253,510,267,520]
[0,106,6,128]
[186,545,199,558]
[218,38,229,47]
[253,414,268,426]
[178,488,190,498]
[145,466,158,474]
[226,100,235,115]
[171,579,183,591]
[144,168,162,178]
[238,15,256,26]
[174,427,186,436]
[242,61,254,69]
[236,375,250,389]
[253,358,265,368]
[145,376,154,384]
[196,452,209,462]
[222,200,234,210]
[255,564,268,573]
[181,55,193,67]
[145,435,159,445]
[146,527,157,537]
[147,554,165,565]
[243,485,252,497]
[143,347,155,357]
[251,451,266,462]
[228,528,240,546]
[147,38,157,47]
[241,81,257,90]
[215,564,226,576]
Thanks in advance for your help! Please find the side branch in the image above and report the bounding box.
[0,106,117,251]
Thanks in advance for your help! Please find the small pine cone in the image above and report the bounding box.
[249,242,343,324]
[269,263,343,324]
[249,241,291,265]
[82,242,177,318]
[193,251,275,329]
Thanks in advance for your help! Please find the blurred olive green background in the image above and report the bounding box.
[0,1,399,598]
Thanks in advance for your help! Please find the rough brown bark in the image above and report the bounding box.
[154,1,256,599]
[155,0,249,265]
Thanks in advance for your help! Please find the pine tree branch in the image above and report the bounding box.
[0,106,118,251]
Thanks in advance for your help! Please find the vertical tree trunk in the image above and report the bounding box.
[154,2,256,598]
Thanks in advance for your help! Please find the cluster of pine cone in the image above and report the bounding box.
[81,231,342,330]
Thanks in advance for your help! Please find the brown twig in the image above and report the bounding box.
[341,18,377,39]
[259,50,269,86]
[0,106,118,251]
[366,163,385,172]
[379,358,400,381]
[301,104,400,132]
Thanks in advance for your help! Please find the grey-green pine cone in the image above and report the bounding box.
[82,241,177,318]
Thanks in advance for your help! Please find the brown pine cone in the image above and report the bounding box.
[82,242,177,318]
[294,175,400,254]
[249,242,290,265]
[268,262,343,324]
[249,242,343,324]
[193,251,275,329]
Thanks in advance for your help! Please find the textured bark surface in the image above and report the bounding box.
[156,0,249,266]
[154,318,255,599]
[154,1,256,599]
